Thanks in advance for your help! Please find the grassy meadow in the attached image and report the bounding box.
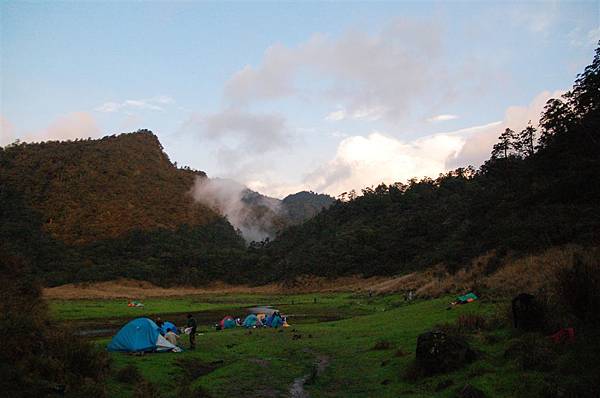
[48,292,555,397]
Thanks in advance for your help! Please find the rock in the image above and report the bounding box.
[415,331,477,375]
[457,384,485,398]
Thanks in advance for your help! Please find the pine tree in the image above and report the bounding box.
[515,123,536,158]
[491,128,517,159]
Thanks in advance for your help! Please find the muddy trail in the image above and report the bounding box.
[289,352,330,398]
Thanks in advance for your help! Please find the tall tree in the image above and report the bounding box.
[515,123,537,158]
[491,128,518,159]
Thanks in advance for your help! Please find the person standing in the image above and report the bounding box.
[186,313,197,349]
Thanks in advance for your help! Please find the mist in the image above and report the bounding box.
[190,176,284,243]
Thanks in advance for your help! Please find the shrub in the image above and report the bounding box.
[504,333,556,371]
[555,256,600,326]
[0,251,110,397]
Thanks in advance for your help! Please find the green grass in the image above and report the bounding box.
[49,292,397,321]
[54,294,539,397]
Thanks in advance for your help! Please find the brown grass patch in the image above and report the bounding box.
[43,275,388,299]
[43,245,598,300]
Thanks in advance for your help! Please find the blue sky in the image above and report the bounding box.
[1,1,599,197]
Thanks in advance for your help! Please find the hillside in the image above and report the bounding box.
[250,47,600,282]
[0,130,218,244]
[0,131,247,286]
[282,191,335,224]
[0,130,335,286]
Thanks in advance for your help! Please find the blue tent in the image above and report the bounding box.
[267,314,283,328]
[243,314,259,328]
[107,318,178,353]
[161,321,178,335]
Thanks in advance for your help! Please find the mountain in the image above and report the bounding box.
[190,177,334,242]
[0,130,247,285]
[0,130,218,244]
[0,129,334,285]
[282,191,336,224]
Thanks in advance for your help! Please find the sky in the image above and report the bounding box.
[1,1,599,198]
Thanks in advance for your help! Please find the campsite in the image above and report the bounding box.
[42,282,594,397]
[3,1,600,397]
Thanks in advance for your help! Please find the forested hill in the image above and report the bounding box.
[0,131,248,286]
[0,130,218,244]
[250,46,600,281]
[282,191,335,224]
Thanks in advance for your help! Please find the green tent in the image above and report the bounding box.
[457,292,478,303]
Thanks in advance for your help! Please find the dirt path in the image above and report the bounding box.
[289,354,330,398]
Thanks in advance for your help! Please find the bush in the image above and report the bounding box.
[555,256,600,326]
[457,314,487,332]
[504,333,556,371]
[0,251,110,397]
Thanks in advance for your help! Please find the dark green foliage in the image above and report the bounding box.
[504,334,556,371]
[0,251,110,397]
[281,190,335,224]
[555,257,600,326]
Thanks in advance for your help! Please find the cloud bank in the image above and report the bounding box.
[224,18,472,123]
[304,90,564,196]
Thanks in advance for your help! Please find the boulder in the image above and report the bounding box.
[415,331,477,375]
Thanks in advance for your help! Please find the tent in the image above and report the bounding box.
[220,316,236,329]
[243,314,259,328]
[457,292,478,304]
[107,318,179,353]
[266,314,283,328]
[161,321,178,335]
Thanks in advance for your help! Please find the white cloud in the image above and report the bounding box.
[427,114,459,123]
[298,90,565,197]
[223,18,475,123]
[449,90,565,168]
[0,115,16,146]
[95,95,174,113]
[325,106,387,122]
[180,107,291,185]
[22,112,101,143]
[304,131,464,196]
[200,108,289,153]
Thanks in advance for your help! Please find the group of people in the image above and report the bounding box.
[155,314,198,349]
